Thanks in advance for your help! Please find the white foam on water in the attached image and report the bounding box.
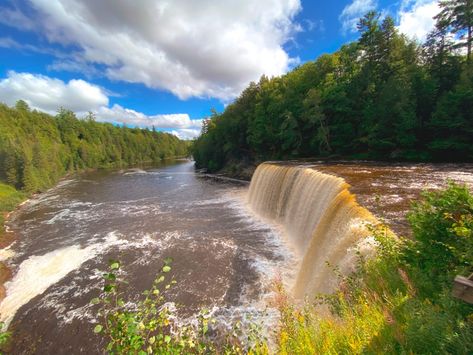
[58,303,95,325]
[225,189,296,261]
[66,200,94,208]
[0,244,96,327]
[149,171,195,176]
[24,179,76,209]
[186,194,236,207]
[212,188,299,330]
[44,208,73,224]
[0,245,16,262]
[10,231,185,326]
[0,230,168,328]
[165,302,280,351]
[123,168,147,175]
[449,171,473,180]
[55,179,76,188]
[40,198,164,226]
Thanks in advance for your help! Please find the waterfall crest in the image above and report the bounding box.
[248,163,377,298]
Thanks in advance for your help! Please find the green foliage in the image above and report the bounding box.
[436,0,473,60]
[0,183,25,214]
[193,10,473,172]
[407,182,473,293]
[0,103,188,193]
[0,322,11,353]
[428,79,473,159]
[0,182,25,236]
[93,259,269,354]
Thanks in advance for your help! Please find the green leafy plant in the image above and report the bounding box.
[407,181,473,292]
[92,259,268,354]
[0,322,11,353]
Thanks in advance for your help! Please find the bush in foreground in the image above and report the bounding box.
[92,258,268,354]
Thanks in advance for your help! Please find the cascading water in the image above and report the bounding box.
[248,163,377,298]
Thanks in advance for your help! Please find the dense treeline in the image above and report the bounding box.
[0,101,188,193]
[194,4,473,171]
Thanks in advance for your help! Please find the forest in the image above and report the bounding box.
[0,101,189,193]
[193,6,473,172]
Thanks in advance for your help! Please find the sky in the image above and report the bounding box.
[0,0,441,139]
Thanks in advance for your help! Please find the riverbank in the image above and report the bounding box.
[0,183,26,238]
[211,161,257,181]
[0,183,26,301]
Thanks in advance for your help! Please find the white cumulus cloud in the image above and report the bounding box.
[171,128,202,140]
[339,0,377,34]
[0,71,202,139]
[0,70,108,113]
[96,104,202,131]
[397,0,440,42]
[5,0,302,101]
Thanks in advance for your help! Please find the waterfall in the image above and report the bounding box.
[248,163,377,298]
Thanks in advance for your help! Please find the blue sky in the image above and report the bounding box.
[0,0,440,139]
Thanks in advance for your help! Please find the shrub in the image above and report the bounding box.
[92,259,269,354]
[407,181,473,293]
[0,182,25,236]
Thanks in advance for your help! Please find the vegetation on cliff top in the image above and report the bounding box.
[193,6,473,172]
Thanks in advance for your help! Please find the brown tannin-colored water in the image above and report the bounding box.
[308,161,473,235]
[1,160,287,354]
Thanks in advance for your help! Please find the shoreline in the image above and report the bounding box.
[0,198,31,303]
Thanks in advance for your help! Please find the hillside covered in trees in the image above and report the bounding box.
[0,101,189,193]
[193,5,473,172]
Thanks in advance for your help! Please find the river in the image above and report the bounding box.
[2,159,473,354]
[2,160,290,354]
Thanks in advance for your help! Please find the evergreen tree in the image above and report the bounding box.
[436,0,473,61]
